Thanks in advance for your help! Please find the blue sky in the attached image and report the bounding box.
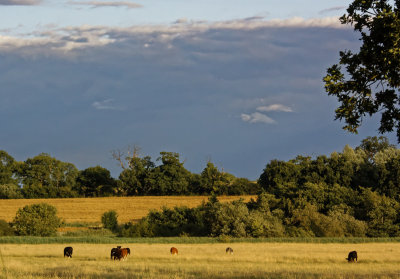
[1,0,348,31]
[1,0,397,180]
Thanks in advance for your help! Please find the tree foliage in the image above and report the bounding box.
[19,153,78,198]
[324,0,400,141]
[0,150,17,185]
[76,166,117,197]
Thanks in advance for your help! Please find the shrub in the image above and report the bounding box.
[290,203,345,237]
[120,219,155,237]
[328,207,367,237]
[101,210,118,232]
[13,203,61,236]
[0,219,14,236]
[207,200,249,237]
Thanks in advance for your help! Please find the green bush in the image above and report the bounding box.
[101,210,118,232]
[13,203,61,236]
[0,219,14,236]
[120,219,156,237]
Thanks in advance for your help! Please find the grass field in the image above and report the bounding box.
[0,196,254,224]
[1,242,400,278]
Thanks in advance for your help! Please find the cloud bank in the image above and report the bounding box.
[0,0,41,5]
[0,17,345,53]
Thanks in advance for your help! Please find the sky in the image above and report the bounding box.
[1,0,398,180]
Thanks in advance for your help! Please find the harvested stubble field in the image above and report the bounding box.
[1,242,400,279]
[0,196,254,224]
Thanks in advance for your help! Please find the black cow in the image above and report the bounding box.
[64,247,73,258]
[346,251,358,262]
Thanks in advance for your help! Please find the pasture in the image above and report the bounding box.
[0,196,254,224]
[1,242,400,279]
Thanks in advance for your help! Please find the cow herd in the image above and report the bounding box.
[62,246,359,263]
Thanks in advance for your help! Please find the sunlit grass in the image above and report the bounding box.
[1,243,400,278]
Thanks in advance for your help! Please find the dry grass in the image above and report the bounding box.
[1,243,400,278]
[0,196,254,224]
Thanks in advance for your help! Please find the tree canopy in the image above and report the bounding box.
[324,0,400,141]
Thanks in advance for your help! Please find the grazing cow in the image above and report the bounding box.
[170,247,178,255]
[346,251,358,262]
[119,248,130,260]
[112,247,130,261]
[111,246,122,260]
[64,247,73,258]
[226,247,233,254]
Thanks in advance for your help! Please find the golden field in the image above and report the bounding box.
[1,242,400,278]
[0,196,254,224]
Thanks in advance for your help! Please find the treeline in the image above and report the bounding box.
[0,150,258,199]
[117,136,400,237]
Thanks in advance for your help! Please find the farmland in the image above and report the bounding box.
[0,196,255,224]
[1,242,400,278]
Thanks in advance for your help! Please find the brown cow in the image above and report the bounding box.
[170,247,178,255]
[346,251,358,262]
[226,247,233,254]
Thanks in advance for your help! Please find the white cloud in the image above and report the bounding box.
[92,99,123,110]
[0,0,41,5]
[69,1,142,9]
[257,104,293,112]
[241,112,276,124]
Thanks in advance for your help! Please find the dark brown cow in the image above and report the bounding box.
[226,247,233,254]
[111,246,122,260]
[64,247,73,258]
[346,251,358,262]
[170,247,178,255]
[111,248,118,259]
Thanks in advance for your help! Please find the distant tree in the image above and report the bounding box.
[258,159,300,196]
[376,156,400,199]
[356,188,400,237]
[0,150,17,185]
[323,0,400,141]
[19,153,78,198]
[0,183,23,199]
[13,203,61,236]
[76,166,116,197]
[228,178,260,195]
[356,136,395,161]
[149,152,191,195]
[118,156,155,195]
[200,162,228,194]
